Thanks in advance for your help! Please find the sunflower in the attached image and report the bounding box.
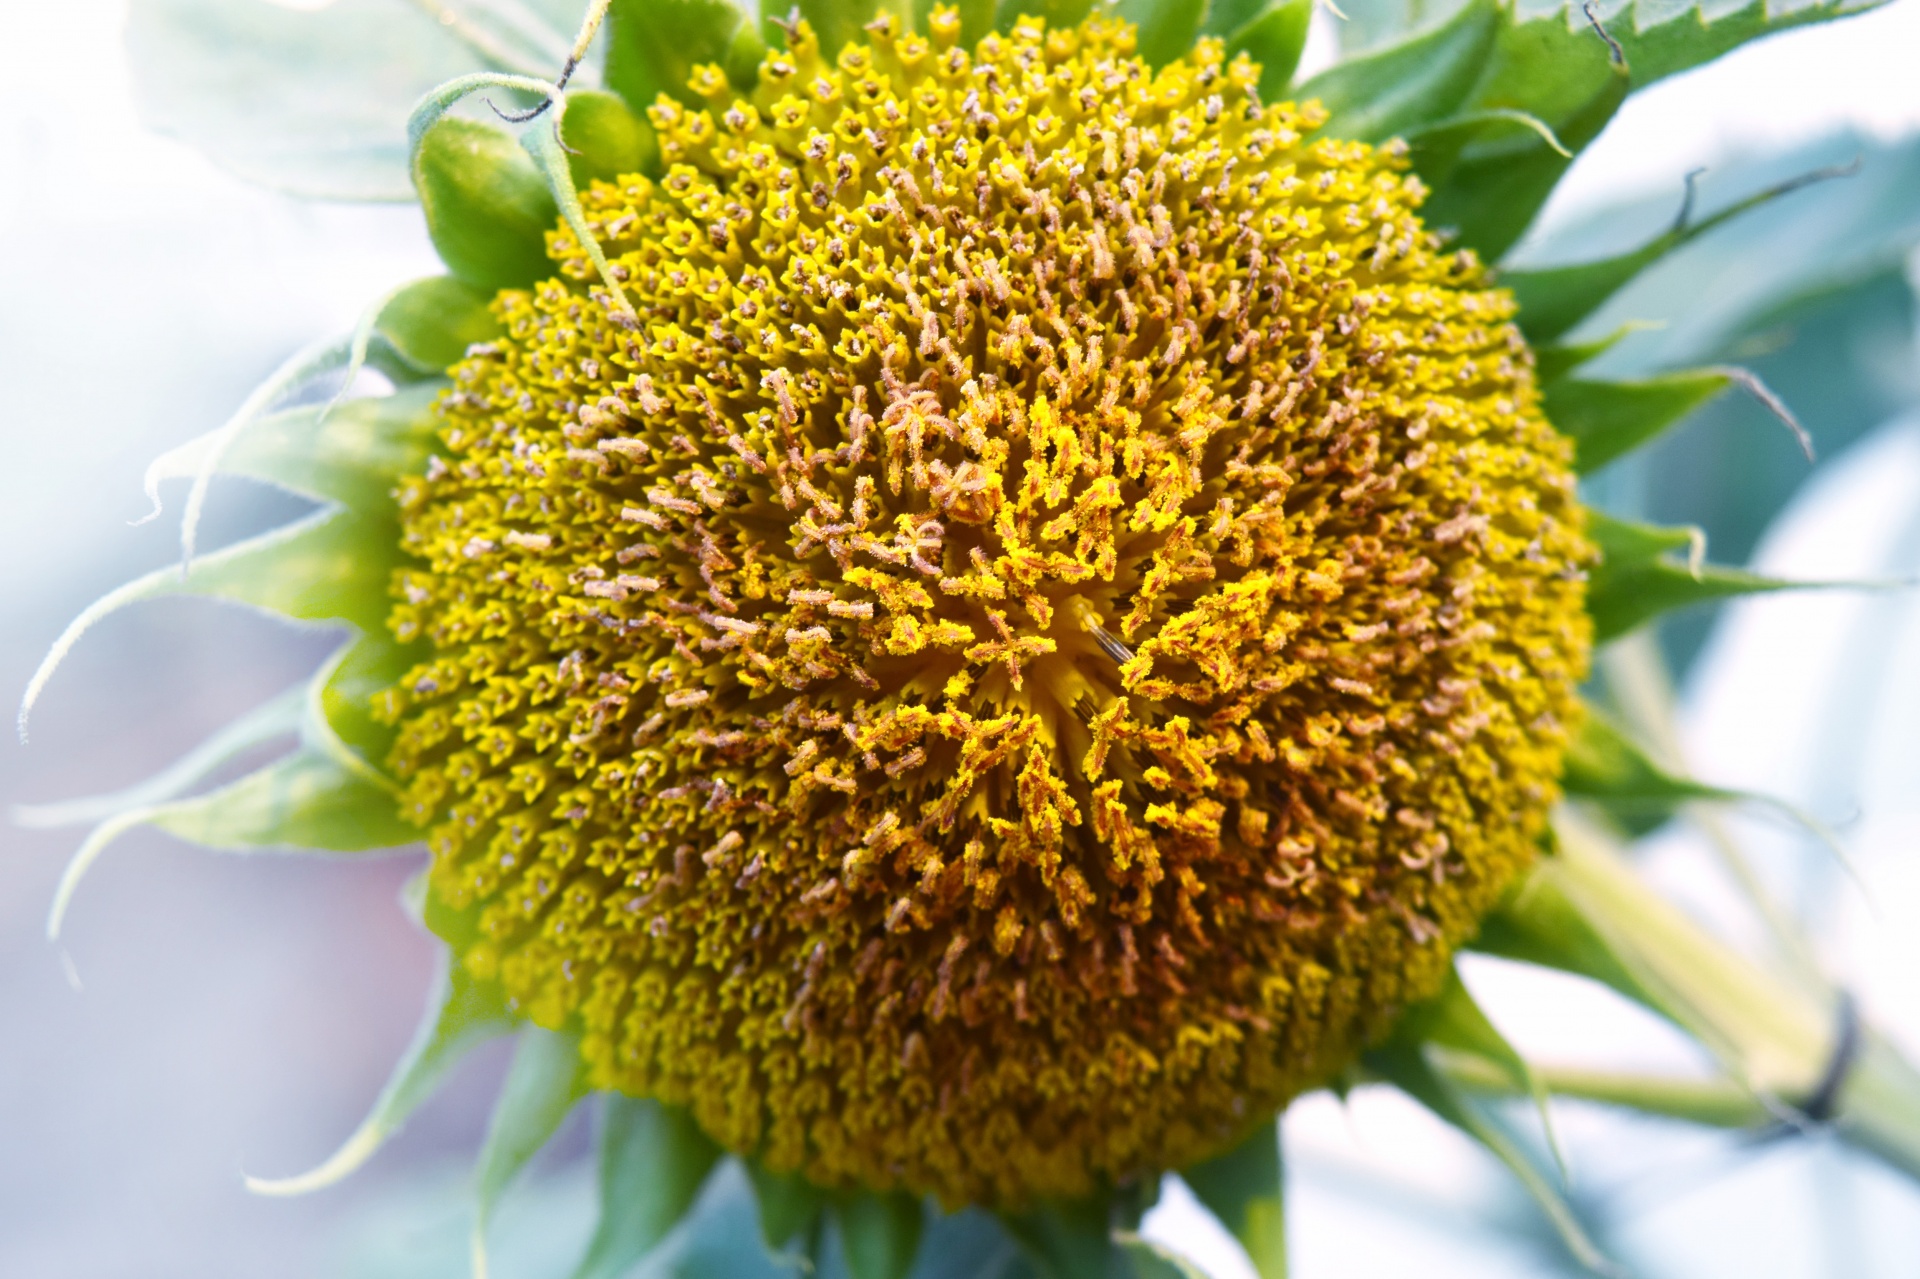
[25,0,1920,1275]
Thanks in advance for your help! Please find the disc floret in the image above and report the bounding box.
[377,9,1590,1206]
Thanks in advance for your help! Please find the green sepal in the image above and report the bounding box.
[1365,1041,1612,1274]
[1531,322,1656,383]
[1179,1121,1287,1279]
[572,1097,724,1279]
[1112,1234,1208,1278]
[606,0,752,109]
[1113,0,1208,68]
[1547,367,1733,475]
[1296,0,1499,144]
[473,1026,593,1276]
[378,276,506,375]
[315,632,426,768]
[43,742,415,941]
[1507,161,1863,344]
[832,1188,927,1279]
[23,505,402,747]
[1392,966,1566,1177]
[997,1195,1115,1279]
[1223,0,1313,101]
[142,385,441,517]
[248,949,516,1195]
[1414,66,1625,260]
[15,684,305,832]
[1562,704,1733,821]
[561,88,659,187]
[747,1160,828,1252]
[413,116,560,290]
[1585,508,1830,641]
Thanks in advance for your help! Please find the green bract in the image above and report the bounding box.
[26,0,1920,1276]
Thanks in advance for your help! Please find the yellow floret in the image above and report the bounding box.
[377,8,1591,1207]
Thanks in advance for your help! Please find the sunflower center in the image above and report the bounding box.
[379,8,1590,1208]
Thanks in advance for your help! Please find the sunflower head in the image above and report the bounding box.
[374,9,1590,1207]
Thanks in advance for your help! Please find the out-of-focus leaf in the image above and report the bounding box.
[1299,0,1499,143]
[1224,0,1314,100]
[834,1189,927,1279]
[571,1097,723,1279]
[126,0,563,202]
[996,0,1100,32]
[998,1196,1113,1279]
[1518,133,1920,374]
[1113,1234,1208,1278]
[561,88,658,185]
[1547,368,1733,474]
[1180,1121,1287,1279]
[474,1027,592,1277]
[1114,0,1209,66]
[414,117,559,289]
[378,276,506,374]
[1584,508,1842,640]
[747,1160,827,1252]
[606,0,751,108]
[248,952,515,1195]
[1508,161,1864,345]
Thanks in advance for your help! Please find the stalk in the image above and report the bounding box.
[1479,809,1920,1181]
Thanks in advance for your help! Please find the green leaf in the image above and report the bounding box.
[1114,0,1209,67]
[378,276,506,374]
[1223,0,1314,100]
[561,88,659,186]
[746,1160,827,1252]
[249,951,515,1195]
[605,0,750,109]
[1112,1234,1209,1279]
[997,1196,1114,1279]
[572,1097,724,1279]
[126,0,558,202]
[1584,508,1836,641]
[1366,1043,1613,1274]
[1180,1122,1287,1279]
[473,1027,592,1278]
[833,1189,927,1279]
[414,116,560,289]
[1297,0,1500,144]
[1547,367,1733,474]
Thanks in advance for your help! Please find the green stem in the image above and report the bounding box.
[1482,809,1920,1182]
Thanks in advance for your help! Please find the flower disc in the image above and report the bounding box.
[380,11,1591,1205]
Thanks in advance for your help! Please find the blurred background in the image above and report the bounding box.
[4,0,1920,1275]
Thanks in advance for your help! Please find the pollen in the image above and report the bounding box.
[377,8,1590,1207]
